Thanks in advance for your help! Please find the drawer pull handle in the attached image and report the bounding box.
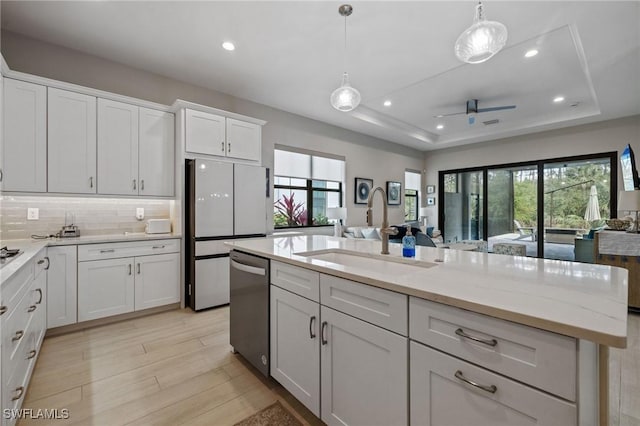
[137,263,141,274]
[45,256,50,270]
[36,288,43,304]
[12,330,24,342]
[0,306,7,315]
[128,264,132,276]
[12,386,25,401]
[321,321,328,345]
[455,328,498,347]
[27,349,37,359]
[28,305,37,313]
[100,249,115,253]
[141,179,145,191]
[309,316,316,339]
[38,259,45,265]
[454,370,497,394]
[152,245,165,249]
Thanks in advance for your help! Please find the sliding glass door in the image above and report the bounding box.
[442,170,483,243]
[439,152,616,260]
[487,165,538,257]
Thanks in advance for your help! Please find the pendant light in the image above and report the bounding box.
[330,4,361,112]
[454,2,508,64]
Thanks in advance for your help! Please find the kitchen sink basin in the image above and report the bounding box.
[294,249,438,272]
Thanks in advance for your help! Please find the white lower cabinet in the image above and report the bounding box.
[79,252,180,322]
[47,246,78,328]
[135,253,180,311]
[270,265,408,426]
[320,306,408,426]
[78,257,135,322]
[410,342,577,426]
[270,285,320,416]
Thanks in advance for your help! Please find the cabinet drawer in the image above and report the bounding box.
[271,261,320,302]
[320,274,407,335]
[78,238,179,261]
[1,259,34,313]
[410,342,576,426]
[2,288,37,382]
[409,297,577,401]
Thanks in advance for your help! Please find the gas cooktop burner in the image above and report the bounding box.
[0,246,23,268]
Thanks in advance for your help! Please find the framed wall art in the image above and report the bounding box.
[354,177,373,204]
[386,181,401,205]
[426,197,436,206]
[426,185,436,194]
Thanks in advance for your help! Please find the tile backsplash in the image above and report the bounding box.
[0,196,171,241]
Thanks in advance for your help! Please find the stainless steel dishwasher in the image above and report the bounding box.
[229,249,270,377]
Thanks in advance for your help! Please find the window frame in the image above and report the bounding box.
[404,189,419,221]
[274,178,343,229]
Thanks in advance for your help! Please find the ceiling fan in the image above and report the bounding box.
[434,99,516,124]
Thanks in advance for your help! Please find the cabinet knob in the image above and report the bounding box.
[133,179,137,190]
[141,179,145,191]
[12,330,24,342]
[27,349,37,359]
[221,141,225,152]
[228,142,231,153]
[89,176,93,188]
[11,386,24,401]
[128,264,132,276]
[137,263,141,274]
[28,305,37,313]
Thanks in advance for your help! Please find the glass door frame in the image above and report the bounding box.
[438,151,617,258]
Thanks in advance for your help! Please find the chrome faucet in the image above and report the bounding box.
[366,187,398,255]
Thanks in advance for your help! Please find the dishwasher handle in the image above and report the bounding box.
[230,259,266,276]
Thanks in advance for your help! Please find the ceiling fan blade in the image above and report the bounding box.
[476,105,516,113]
[433,111,466,118]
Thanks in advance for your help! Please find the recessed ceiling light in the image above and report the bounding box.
[524,49,538,58]
[222,41,235,51]
[553,96,565,103]
[436,124,444,130]
[383,100,392,107]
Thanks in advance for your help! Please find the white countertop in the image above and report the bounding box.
[226,235,628,348]
[1,233,181,285]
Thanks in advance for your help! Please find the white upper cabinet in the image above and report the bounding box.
[185,108,262,162]
[48,87,97,194]
[226,118,261,162]
[2,78,47,192]
[97,98,139,195]
[185,109,226,157]
[138,108,175,197]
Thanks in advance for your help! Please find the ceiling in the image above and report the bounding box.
[2,1,639,151]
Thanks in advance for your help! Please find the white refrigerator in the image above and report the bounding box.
[186,158,267,310]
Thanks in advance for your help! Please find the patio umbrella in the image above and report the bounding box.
[584,185,601,221]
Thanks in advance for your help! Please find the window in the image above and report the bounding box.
[405,170,421,222]
[274,148,344,228]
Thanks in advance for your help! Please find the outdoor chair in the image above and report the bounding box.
[514,220,537,241]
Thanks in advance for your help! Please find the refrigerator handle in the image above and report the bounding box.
[230,259,266,276]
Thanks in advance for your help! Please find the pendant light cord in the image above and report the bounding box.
[343,14,347,73]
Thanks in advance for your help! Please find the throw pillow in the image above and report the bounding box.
[362,227,381,240]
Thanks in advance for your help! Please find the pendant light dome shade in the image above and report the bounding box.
[330,4,361,112]
[331,72,361,112]
[455,2,507,64]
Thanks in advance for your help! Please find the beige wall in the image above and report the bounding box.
[1,31,424,231]
[424,116,640,226]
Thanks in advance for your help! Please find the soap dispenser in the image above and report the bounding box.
[402,227,416,258]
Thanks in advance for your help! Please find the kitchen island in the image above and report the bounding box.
[226,235,628,426]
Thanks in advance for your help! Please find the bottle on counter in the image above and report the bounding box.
[402,227,416,258]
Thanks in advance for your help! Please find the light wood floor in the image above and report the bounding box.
[19,308,639,426]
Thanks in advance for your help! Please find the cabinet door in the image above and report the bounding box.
[194,256,229,310]
[139,108,175,196]
[185,109,226,157]
[78,258,134,321]
[134,253,180,311]
[410,342,577,426]
[234,164,266,235]
[48,87,97,193]
[270,286,320,416]
[226,118,261,162]
[2,78,47,192]
[47,246,78,328]
[320,306,407,426]
[97,98,139,195]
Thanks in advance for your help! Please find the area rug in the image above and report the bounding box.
[234,401,303,426]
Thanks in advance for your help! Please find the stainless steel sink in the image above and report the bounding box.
[294,249,438,272]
